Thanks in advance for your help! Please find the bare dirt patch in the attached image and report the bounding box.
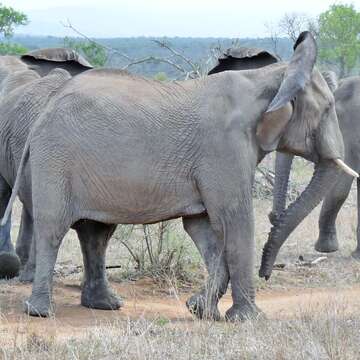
[1,278,360,347]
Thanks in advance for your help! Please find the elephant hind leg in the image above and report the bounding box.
[75,220,123,310]
[25,178,72,317]
[25,218,68,317]
[316,174,353,253]
[183,214,229,321]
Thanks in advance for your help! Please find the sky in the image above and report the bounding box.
[3,0,360,38]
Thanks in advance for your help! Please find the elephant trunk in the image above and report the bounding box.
[269,152,294,225]
[259,160,340,280]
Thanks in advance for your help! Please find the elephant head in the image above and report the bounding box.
[208,37,353,279]
[256,32,357,280]
[269,70,340,225]
[208,46,279,74]
[20,48,93,76]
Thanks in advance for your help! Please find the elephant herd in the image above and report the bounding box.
[0,31,358,321]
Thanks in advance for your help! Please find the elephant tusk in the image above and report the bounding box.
[334,158,359,178]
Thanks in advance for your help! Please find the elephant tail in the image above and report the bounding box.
[1,140,30,226]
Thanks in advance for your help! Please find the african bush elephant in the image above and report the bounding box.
[3,32,356,320]
[269,74,360,259]
[0,49,92,280]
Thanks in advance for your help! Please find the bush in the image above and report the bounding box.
[112,221,203,287]
[0,42,27,55]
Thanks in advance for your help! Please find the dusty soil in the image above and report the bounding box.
[1,277,360,346]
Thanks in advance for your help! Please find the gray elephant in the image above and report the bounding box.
[268,73,360,261]
[3,32,356,320]
[0,49,92,280]
[209,47,358,261]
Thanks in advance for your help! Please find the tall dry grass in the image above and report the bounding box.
[1,296,359,360]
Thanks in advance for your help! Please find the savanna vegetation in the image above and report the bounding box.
[1,3,360,359]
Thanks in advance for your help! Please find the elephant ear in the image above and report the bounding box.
[266,32,317,113]
[208,47,279,75]
[256,31,317,151]
[321,71,338,93]
[21,48,93,70]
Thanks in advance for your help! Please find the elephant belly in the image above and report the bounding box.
[75,172,205,225]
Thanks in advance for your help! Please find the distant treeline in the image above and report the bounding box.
[12,35,293,78]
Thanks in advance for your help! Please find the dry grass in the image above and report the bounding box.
[1,298,359,359]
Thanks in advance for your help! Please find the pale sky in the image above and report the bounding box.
[3,0,360,38]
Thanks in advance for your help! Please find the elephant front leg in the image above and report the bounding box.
[183,215,229,321]
[222,210,261,322]
[316,175,352,253]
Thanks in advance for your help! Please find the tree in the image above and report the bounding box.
[318,4,360,77]
[265,13,317,58]
[0,3,28,38]
[63,37,108,67]
[0,42,27,55]
[279,12,318,42]
[0,4,28,55]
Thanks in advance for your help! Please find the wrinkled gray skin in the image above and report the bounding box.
[4,32,346,320]
[0,49,92,280]
[271,74,360,258]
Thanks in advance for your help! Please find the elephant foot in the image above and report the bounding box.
[315,232,339,253]
[225,303,264,322]
[81,283,123,310]
[0,251,21,279]
[24,295,53,317]
[186,292,221,321]
[19,263,35,283]
[351,249,360,260]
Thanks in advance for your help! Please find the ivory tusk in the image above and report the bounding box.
[334,158,359,178]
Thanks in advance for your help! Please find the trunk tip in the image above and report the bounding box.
[260,241,277,280]
[259,266,272,280]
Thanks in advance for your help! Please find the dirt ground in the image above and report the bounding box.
[1,277,360,347]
